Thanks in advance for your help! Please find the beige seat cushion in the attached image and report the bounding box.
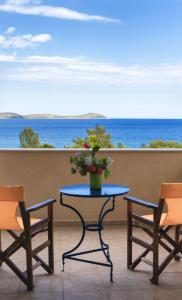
[0,217,40,231]
[16,217,41,230]
[141,213,167,226]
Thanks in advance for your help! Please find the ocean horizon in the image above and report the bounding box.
[1,118,182,148]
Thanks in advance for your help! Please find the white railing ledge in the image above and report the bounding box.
[0,148,182,153]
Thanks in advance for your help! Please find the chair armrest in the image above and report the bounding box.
[123,196,158,210]
[26,198,56,213]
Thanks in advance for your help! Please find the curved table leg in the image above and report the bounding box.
[60,193,86,271]
[60,193,116,281]
[98,196,115,282]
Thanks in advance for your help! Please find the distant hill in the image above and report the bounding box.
[25,113,106,119]
[75,113,106,119]
[0,112,106,119]
[25,114,64,119]
[0,112,23,119]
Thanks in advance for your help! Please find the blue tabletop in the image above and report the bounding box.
[59,184,130,198]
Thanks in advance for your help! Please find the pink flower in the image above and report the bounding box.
[83,143,90,149]
[75,152,81,157]
[97,167,104,175]
[87,165,96,173]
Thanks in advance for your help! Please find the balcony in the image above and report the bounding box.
[1,225,182,299]
[0,149,182,298]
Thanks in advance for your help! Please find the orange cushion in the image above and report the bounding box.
[16,217,41,230]
[0,216,40,231]
[141,213,167,226]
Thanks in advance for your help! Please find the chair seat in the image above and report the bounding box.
[142,213,167,226]
[17,217,40,230]
[0,217,40,231]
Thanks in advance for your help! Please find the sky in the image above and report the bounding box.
[0,0,182,118]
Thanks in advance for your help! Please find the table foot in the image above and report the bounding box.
[110,272,113,283]
[98,197,115,281]
[62,257,65,272]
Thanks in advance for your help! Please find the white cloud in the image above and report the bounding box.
[7,0,39,4]
[0,53,16,61]
[0,35,5,43]
[67,62,121,73]
[30,34,51,43]
[0,33,51,48]
[6,26,16,34]
[24,55,82,64]
[0,0,120,23]
[1,53,182,85]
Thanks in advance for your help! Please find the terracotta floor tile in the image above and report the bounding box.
[0,225,182,299]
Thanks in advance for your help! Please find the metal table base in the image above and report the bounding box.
[60,194,115,282]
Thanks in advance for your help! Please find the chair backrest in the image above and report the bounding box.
[160,183,182,226]
[0,186,24,230]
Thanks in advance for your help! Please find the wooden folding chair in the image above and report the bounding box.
[0,186,56,291]
[124,183,182,284]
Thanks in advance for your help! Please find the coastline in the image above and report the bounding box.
[1,117,182,120]
[1,118,182,149]
[0,112,106,120]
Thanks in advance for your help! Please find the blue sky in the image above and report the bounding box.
[0,0,182,118]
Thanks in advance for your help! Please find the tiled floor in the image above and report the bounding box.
[0,225,182,299]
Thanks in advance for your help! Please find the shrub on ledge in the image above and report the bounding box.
[19,127,55,148]
[141,140,182,148]
[71,125,126,149]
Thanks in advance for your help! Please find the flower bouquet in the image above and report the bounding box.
[70,143,113,190]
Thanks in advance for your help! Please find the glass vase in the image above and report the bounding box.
[90,173,102,190]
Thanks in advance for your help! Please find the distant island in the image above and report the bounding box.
[0,112,106,119]
[0,113,23,119]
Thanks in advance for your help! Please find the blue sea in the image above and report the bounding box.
[0,118,182,148]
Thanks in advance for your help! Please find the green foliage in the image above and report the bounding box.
[19,127,40,148]
[19,127,55,148]
[72,125,124,148]
[70,145,113,178]
[141,140,182,148]
[72,137,84,148]
[40,143,55,148]
[117,142,127,148]
[87,126,113,147]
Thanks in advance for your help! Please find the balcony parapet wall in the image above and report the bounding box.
[0,149,182,223]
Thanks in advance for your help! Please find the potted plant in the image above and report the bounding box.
[70,143,113,190]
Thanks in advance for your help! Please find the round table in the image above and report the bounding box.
[59,184,130,282]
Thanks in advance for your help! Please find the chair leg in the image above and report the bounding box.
[174,225,180,261]
[48,221,54,273]
[26,234,34,291]
[48,204,54,273]
[151,232,159,285]
[0,230,2,267]
[127,205,133,268]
